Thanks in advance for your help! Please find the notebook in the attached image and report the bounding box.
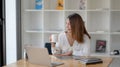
[78,57,103,65]
[25,46,64,67]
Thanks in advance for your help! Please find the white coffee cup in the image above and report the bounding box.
[51,34,58,42]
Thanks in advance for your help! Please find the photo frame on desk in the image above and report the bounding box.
[95,40,106,53]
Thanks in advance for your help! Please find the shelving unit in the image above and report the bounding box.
[109,0,120,57]
[21,0,120,57]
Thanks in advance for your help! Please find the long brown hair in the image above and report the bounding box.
[67,13,91,43]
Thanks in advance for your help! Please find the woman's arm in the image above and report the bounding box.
[54,51,72,56]
[60,51,72,56]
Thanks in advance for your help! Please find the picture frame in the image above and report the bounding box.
[95,40,106,53]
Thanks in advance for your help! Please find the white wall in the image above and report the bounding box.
[6,0,17,64]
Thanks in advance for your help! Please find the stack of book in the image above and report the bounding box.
[78,57,103,65]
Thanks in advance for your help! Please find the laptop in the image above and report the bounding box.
[25,46,64,67]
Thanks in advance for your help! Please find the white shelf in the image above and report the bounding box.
[86,9,110,12]
[44,10,64,11]
[110,32,120,35]
[21,0,120,57]
[65,10,85,11]
[44,31,62,33]
[26,30,65,34]
[25,9,43,12]
[89,32,109,35]
[90,53,109,57]
[26,30,43,33]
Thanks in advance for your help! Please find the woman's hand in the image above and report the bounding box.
[49,35,56,47]
[53,51,72,56]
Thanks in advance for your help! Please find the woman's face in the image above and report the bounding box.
[66,19,71,33]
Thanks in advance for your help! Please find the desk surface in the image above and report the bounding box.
[4,56,112,67]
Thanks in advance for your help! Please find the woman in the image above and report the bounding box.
[50,13,91,56]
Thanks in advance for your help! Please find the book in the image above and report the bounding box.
[79,57,103,65]
[96,40,106,53]
[35,0,43,10]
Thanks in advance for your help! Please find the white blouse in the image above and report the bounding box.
[52,32,90,56]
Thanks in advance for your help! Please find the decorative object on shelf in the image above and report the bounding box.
[56,0,63,10]
[79,0,85,10]
[95,40,106,53]
[35,0,43,9]
[110,49,120,55]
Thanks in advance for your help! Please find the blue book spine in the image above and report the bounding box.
[35,0,42,10]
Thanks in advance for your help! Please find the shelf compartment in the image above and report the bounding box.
[110,35,120,52]
[87,11,110,32]
[25,9,43,12]
[44,0,64,10]
[87,0,110,10]
[90,34,109,55]
[23,0,43,10]
[23,12,43,31]
[23,33,43,47]
[25,30,43,33]
[44,31,62,33]
[110,11,120,32]
[89,32,109,35]
[44,11,64,31]
[21,0,120,57]
[111,0,120,10]
[65,11,87,23]
[65,0,86,10]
